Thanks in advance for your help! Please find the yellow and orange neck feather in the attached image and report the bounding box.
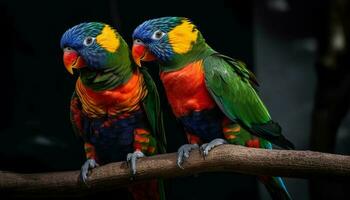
[96,25,120,53]
[168,19,198,55]
[76,72,147,118]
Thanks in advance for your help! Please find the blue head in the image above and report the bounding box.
[132,17,200,66]
[60,22,124,74]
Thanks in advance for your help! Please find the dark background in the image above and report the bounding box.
[0,0,349,199]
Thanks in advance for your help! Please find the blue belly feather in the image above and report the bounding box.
[82,110,149,164]
[179,108,225,143]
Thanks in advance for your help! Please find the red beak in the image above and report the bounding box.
[63,48,86,75]
[132,43,156,67]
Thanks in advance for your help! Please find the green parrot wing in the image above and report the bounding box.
[140,67,167,153]
[203,53,294,149]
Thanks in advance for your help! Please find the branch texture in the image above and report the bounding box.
[1,145,350,197]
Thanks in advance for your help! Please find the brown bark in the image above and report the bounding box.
[1,145,350,197]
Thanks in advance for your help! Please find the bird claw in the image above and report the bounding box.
[80,159,99,184]
[199,143,209,159]
[200,138,228,158]
[177,144,199,169]
[127,150,145,175]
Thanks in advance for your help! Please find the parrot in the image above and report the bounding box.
[131,17,294,200]
[60,22,166,200]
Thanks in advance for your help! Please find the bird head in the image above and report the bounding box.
[60,22,126,75]
[132,17,202,67]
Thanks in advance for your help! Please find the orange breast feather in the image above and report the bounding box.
[76,72,146,118]
[160,60,216,117]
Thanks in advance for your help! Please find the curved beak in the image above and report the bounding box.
[132,41,156,67]
[63,48,86,75]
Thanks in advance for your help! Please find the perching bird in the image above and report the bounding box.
[132,17,294,200]
[60,22,166,200]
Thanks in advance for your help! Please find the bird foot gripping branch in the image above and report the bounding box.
[200,138,228,158]
[127,150,145,175]
[177,143,199,169]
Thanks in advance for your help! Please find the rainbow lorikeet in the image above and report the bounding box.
[131,17,294,200]
[60,22,166,200]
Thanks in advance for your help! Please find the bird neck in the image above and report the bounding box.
[80,45,135,91]
[159,33,216,72]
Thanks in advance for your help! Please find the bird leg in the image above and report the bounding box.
[177,143,199,169]
[200,138,228,158]
[127,150,145,175]
[127,128,154,175]
[80,143,99,184]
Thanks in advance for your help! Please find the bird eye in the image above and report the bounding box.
[83,36,95,46]
[151,30,165,40]
[64,46,73,51]
[134,39,143,44]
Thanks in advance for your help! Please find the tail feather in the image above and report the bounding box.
[259,176,292,200]
[251,120,295,149]
[258,140,292,200]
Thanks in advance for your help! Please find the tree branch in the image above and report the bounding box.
[1,145,350,197]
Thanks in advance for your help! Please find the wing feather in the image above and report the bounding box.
[203,53,294,149]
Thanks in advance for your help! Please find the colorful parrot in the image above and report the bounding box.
[60,22,166,200]
[131,17,294,200]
